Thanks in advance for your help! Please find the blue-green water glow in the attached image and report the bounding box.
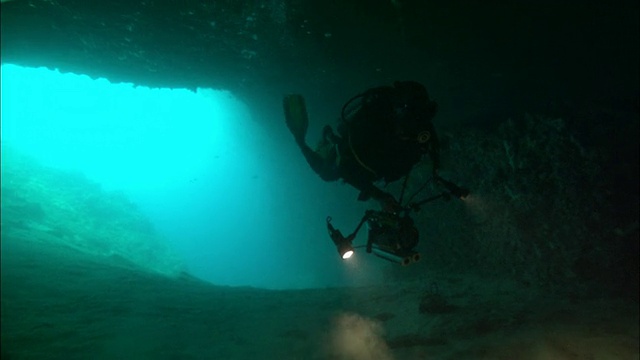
[1,64,379,289]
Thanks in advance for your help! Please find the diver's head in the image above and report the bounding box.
[392,81,438,147]
[393,81,438,120]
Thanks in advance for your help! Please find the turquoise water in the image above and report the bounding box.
[1,64,380,289]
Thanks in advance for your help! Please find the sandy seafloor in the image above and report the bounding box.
[2,225,638,360]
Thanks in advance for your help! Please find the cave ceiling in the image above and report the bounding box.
[2,0,638,125]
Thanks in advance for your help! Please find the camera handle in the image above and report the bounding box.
[326,210,377,251]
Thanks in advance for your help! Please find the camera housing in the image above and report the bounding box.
[325,175,468,266]
[366,211,418,253]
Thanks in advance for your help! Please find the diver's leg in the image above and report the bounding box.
[298,141,340,181]
[283,95,340,181]
[283,94,309,143]
[323,125,340,144]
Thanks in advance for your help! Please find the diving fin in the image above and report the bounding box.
[283,94,309,143]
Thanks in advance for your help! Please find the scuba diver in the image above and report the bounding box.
[283,81,441,209]
[283,81,469,264]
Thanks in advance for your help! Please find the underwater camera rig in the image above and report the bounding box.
[326,175,469,266]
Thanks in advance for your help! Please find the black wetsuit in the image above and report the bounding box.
[298,81,440,202]
[337,82,440,200]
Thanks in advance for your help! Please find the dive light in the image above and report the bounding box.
[327,217,354,259]
[436,175,470,199]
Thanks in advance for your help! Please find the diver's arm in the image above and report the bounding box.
[355,183,387,201]
[350,180,401,211]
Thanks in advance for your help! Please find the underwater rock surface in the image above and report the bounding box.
[1,146,184,276]
[1,228,638,359]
